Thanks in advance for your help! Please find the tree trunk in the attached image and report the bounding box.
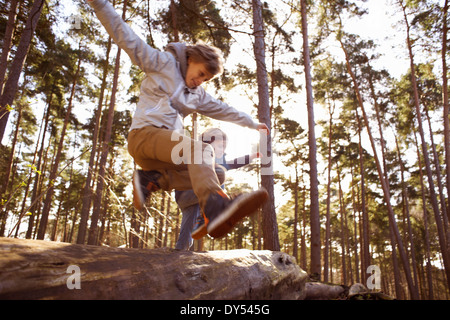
[337,165,347,285]
[77,38,112,244]
[163,193,171,247]
[300,0,321,278]
[399,0,450,290]
[88,0,128,246]
[170,0,180,42]
[441,0,450,286]
[350,170,360,283]
[37,56,82,239]
[292,168,299,261]
[0,0,45,143]
[0,237,308,300]
[323,104,334,283]
[424,104,449,236]
[442,0,450,239]
[0,102,22,236]
[369,77,406,298]
[355,109,370,281]
[0,102,21,203]
[395,135,420,297]
[412,132,434,299]
[300,185,307,270]
[251,0,279,251]
[339,36,419,300]
[26,98,52,239]
[0,0,19,95]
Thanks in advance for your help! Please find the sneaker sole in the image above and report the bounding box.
[191,223,207,240]
[207,189,269,239]
[132,171,145,211]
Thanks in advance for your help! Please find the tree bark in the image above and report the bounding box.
[442,0,450,236]
[434,0,450,275]
[369,75,404,297]
[0,237,308,300]
[300,0,321,278]
[37,56,82,239]
[323,104,334,283]
[251,0,280,251]
[337,165,347,285]
[0,0,19,95]
[399,0,450,290]
[355,109,370,281]
[77,38,111,244]
[26,97,52,239]
[0,0,45,143]
[88,0,128,245]
[293,168,299,261]
[412,132,434,299]
[338,36,419,300]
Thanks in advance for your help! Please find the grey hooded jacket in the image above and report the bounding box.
[88,0,259,133]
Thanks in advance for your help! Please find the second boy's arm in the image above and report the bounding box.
[226,153,261,170]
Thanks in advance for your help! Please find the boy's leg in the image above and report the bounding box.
[128,126,223,207]
[175,203,199,250]
[128,125,268,239]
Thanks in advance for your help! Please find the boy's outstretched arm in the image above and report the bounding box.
[86,0,171,74]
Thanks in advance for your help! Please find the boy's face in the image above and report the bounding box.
[210,135,227,158]
[185,58,213,88]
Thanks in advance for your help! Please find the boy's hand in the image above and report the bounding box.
[249,152,262,161]
[256,123,269,135]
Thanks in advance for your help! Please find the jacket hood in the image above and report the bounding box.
[165,42,188,80]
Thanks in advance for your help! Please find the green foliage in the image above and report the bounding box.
[156,0,232,55]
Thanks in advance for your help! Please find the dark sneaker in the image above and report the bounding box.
[132,170,161,211]
[191,214,206,240]
[204,189,269,239]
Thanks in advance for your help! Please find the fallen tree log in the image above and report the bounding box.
[303,282,395,300]
[0,237,308,300]
[304,282,347,300]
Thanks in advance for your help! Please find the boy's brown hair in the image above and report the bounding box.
[186,42,224,77]
[200,128,227,144]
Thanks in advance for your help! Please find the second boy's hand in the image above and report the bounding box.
[256,123,270,136]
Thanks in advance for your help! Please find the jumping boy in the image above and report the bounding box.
[87,0,269,239]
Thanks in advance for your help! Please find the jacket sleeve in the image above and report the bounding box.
[226,155,251,170]
[88,0,172,74]
[196,88,259,129]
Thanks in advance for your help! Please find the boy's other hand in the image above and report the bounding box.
[249,152,262,161]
